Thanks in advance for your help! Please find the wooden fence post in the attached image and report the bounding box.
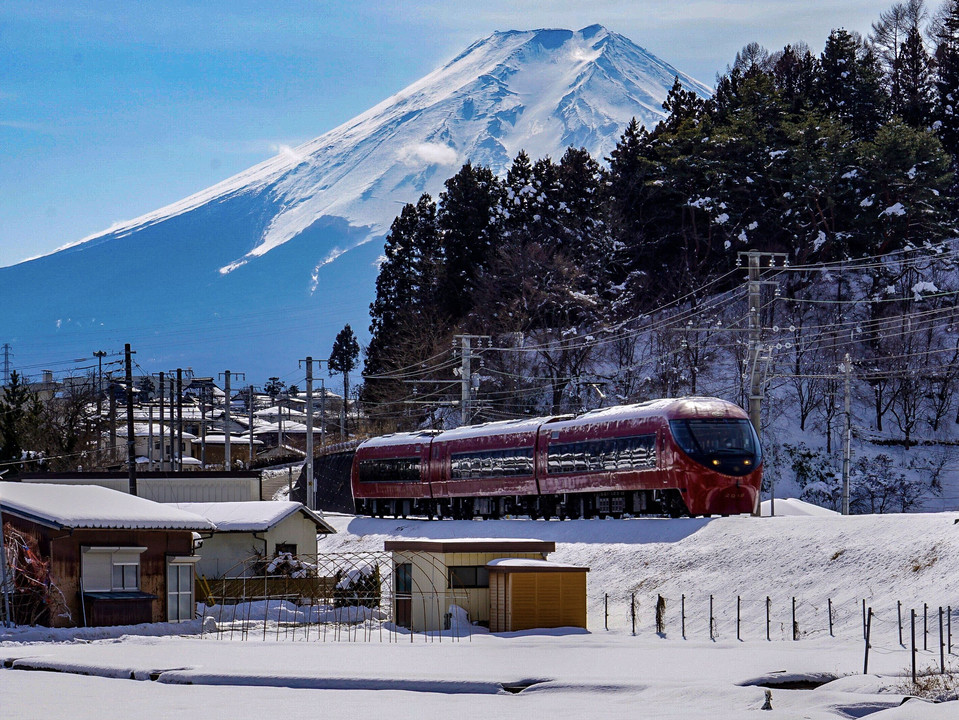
[681,594,686,640]
[863,607,873,674]
[911,608,917,685]
[792,597,798,641]
[736,595,743,641]
[940,607,945,674]
[604,593,608,631]
[766,596,771,641]
[924,602,928,651]
[631,593,636,636]
[897,601,902,646]
[709,594,715,641]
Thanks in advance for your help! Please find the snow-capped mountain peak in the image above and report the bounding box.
[2,27,710,379]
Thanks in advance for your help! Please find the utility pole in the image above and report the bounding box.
[156,371,165,471]
[200,385,207,468]
[1,343,11,386]
[320,376,326,449]
[222,371,232,470]
[248,385,255,468]
[842,353,853,515]
[148,405,154,471]
[453,335,489,425]
[219,371,244,470]
[124,344,137,495]
[167,375,175,470]
[176,368,183,472]
[301,357,316,511]
[738,251,787,515]
[94,350,106,461]
[108,379,117,464]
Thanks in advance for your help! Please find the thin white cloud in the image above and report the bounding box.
[398,141,458,167]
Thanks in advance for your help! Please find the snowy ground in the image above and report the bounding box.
[3,507,959,718]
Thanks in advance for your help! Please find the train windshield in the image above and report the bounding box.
[668,418,762,475]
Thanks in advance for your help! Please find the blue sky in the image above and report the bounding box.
[1,1,885,268]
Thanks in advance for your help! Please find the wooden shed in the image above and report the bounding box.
[384,539,555,632]
[488,558,589,633]
[0,481,212,628]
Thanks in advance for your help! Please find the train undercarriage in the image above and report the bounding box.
[354,488,689,520]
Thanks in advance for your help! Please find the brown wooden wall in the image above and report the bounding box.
[3,515,195,628]
[490,570,588,633]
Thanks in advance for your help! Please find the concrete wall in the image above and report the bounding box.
[194,513,321,579]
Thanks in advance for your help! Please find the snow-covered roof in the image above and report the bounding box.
[383,538,554,553]
[487,558,589,572]
[0,482,214,531]
[168,501,335,534]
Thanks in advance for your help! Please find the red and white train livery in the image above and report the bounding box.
[351,396,762,519]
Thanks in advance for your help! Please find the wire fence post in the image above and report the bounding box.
[766,596,771,641]
[681,594,686,640]
[924,602,928,651]
[736,595,743,641]
[709,594,715,641]
[863,607,873,674]
[656,594,666,637]
[939,607,945,674]
[792,596,798,641]
[828,598,833,637]
[862,598,867,640]
[897,600,903,646]
[949,605,953,654]
[631,593,636,636]
[604,592,608,631]
[911,608,917,685]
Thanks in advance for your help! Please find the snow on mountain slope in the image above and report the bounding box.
[2,26,710,379]
[54,25,709,275]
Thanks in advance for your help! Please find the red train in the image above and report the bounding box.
[351,397,762,519]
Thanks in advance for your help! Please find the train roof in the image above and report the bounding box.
[552,397,748,430]
[357,429,441,450]
[433,415,565,442]
[356,398,748,451]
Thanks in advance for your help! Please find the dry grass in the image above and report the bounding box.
[896,664,959,702]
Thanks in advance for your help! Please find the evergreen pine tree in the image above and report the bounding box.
[896,25,935,127]
[437,162,504,319]
[934,1,959,159]
[329,324,360,439]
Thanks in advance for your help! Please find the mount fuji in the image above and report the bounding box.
[1,25,710,382]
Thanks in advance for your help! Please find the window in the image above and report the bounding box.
[395,563,412,595]
[448,566,489,589]
[449,447,534,480]
[167,560,196,623]
[275,543,297,555]
[81,547,146,593]
[112,562,139,591]
[547,434,656,474]
[358,457,421,483]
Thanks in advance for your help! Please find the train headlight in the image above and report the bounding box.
[711,459,720,466]
[744,459,751,466]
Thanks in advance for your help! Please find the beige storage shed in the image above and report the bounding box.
[384,539,555,632]
[488,558,589,633]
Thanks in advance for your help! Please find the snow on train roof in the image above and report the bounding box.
[435,416,556,441]
[357,398,747,449]
[359,429,441,449]
[556,397,747,428]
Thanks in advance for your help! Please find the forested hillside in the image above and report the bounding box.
[362,1,959,512]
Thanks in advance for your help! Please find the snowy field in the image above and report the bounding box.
[3,507,959,718]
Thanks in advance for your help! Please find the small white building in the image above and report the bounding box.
[170,501,335,579]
